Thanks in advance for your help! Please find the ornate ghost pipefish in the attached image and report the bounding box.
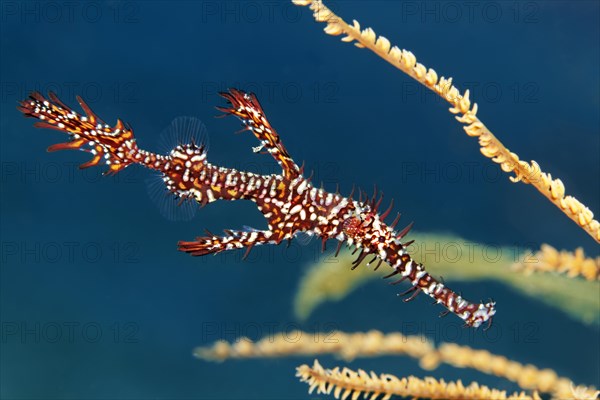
[18,89,496,328]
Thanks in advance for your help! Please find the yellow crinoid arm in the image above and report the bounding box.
[512,243,600,281]
[296,359,541,400]
[292,0,599,244]
[196,330,599,399]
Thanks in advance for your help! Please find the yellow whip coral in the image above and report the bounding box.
[512,244,600,281]
[196,329,599,399]
[296,359,540,400]
[292,0,599,244]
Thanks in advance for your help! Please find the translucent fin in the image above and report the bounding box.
[157,116,209,154]
[144,116,208,222]
[145,173,198,221]
[295,231,314,246]
[242,225,262,233]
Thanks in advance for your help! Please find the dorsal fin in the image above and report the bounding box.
[145,116,209,222]
[158,116,209,154]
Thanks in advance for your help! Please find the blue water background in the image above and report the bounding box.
[1,1,598,398]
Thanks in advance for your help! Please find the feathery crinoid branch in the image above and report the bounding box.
[197,330,600,399]
[296,359,540,400]
[426,343,600,400]
[194,330,433,362]
[292,0,600,244]
[512,244,600,281]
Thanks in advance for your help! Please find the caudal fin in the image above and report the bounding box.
[18,92,138,175]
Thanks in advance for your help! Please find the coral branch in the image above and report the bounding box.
[292,0,600,243]
[197,330,599,399]
[296,359,540,400]
[194,329,433,362]
[427,343,600,400]
[512,244,600,281]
